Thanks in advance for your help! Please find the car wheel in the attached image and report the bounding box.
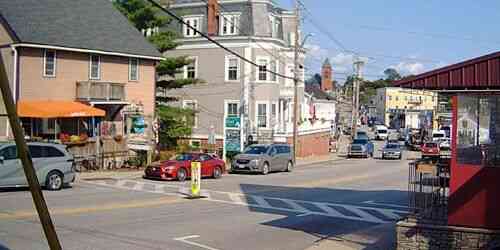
[285,161,294,172]
[46,171,63,191]
[262,162,270,175]
[399,154,402,160]
[177,168,187,182]
[212,166,223,179]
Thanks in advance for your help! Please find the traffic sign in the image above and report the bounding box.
[191,162,201,198]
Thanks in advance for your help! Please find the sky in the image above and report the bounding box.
[276,0,500,83]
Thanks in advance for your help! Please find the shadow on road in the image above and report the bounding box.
[239,183,408,249]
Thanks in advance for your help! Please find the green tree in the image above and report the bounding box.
[113,0,200,149]
[305,73,322,87]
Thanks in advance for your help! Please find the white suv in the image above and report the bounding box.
[0,142,75,190]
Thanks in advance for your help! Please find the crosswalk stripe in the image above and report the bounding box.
[252,196,272,208]
[83,178,407,224]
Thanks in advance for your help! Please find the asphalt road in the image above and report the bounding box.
[0,140,416,250]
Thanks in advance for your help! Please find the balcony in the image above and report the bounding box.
[76,81,126,102]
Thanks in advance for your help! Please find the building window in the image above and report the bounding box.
[270,15,280,38]
[183,16,201,38]
[456,95,500,167]
[395,96,399,101]
[258,59,268,81]
[43,50,56,77]
[257,103,268,128]
[220,14,240,36]
[225,56,240,81]
[184,57,197,79]
[89,54,100,80]
[129,58,139,81]
[183,100,198,128]
[227,102,239,117]
[190,140,201,149]
[256,57,278,82]
[388,96,392,101]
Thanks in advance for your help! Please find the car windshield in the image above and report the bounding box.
[385,144,400,149]
[352,139,368,144]
[244,146,269,155]
[433,134,445,138]
[174,154,194,161]
[351,145,362,150]
[425,143,438,148]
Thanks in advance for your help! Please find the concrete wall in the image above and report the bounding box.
[17,47,156,116]
[397,220,500,250]
[286,131,330,158]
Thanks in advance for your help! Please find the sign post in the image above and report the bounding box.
[190,161,201,198]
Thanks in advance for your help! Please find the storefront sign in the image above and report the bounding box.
[191,161,201,197]
[225,129,241,152]
[225,117,240,129]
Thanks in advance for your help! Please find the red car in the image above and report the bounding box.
[144,153,225,181]
[421,142,440,158]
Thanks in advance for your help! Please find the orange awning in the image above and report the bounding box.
[17,100,105,118]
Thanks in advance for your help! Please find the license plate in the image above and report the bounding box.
[238,165,245,168]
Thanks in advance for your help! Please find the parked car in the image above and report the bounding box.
[356,131,369,140]
[348,138,374,158]
[144,153,225,181]
[0,142,76,190]
[231,143,293,175]
[374,125,389,140]
[381,143,403,160]
[437,138,451,151]
[421,142,440,159]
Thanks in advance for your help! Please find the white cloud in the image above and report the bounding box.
[391,62,425,75]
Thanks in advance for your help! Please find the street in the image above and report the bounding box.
[0,141,415,250]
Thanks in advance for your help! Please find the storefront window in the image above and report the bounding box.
[457,95,500,166]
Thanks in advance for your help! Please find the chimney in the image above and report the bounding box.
[321,59,333,92]
[207,0,218,36]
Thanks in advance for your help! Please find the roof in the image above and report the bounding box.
[305,86,335,101]
[394,51,500,90]
[0,0,162,59]
[18,100,105,118]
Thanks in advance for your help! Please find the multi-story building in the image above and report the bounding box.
[163,0,331,158]
[0,0,162,162]
[374,87,438,129]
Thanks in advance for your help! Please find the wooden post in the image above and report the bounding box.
[0,51,62,249]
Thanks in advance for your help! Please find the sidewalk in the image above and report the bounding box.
[78,153,345,180]
[296,153,345,167]
[303,223,396,250]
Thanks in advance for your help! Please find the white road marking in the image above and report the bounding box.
[174,235,221,250]
[362,200,409,209]
[84,178,408,224]
[252,196,272,208]
[228,193,246,205]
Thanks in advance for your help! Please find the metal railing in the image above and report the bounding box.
[407,159,450,224]
[76,81,126,102]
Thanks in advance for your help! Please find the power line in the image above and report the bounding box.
[145,0,295,81]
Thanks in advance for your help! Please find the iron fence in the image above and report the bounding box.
[407,159,450,224]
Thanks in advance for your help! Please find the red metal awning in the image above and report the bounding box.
[394,51,500,90]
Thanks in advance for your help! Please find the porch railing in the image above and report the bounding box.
[407,159,450,224]
[76,81,126,102]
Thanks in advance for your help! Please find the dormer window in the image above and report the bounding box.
[219,13,240,36]
[183,16,202,38]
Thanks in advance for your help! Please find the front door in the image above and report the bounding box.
[0,145,23,187]
[199,154,213,177]
[269,146,280,171]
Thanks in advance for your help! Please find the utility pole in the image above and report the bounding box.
[0,55,62,249]
[292,0,300,164]
[351,58,364,139]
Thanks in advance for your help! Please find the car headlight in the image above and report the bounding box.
[251,159,260,165]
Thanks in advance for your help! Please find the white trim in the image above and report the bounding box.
[43,49,56,77]
[183,56,198,79]
[89,54,101,80]
[175,36,288,48]
[224,55,240,82]
[12,43,163,61]
[255,101,270,129]
[183,99,198,129]
[219,13,241,36]
[171,0,276,8]
[183,16,203,38]
[191,134,224,140]
[129,57,139,81]
[255,56,278,83]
